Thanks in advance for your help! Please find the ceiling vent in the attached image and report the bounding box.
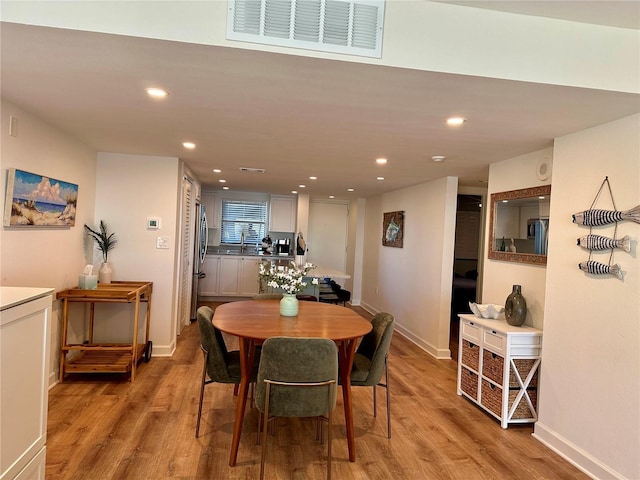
[239,167,267,173]
[227,0,385,58]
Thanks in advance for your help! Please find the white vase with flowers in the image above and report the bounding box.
[258,261,318,316]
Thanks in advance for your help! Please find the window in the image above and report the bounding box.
[221,199,267,245]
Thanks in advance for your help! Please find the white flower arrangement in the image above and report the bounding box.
[259,261,318,295]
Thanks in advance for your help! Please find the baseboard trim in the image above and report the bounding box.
[533,422,625,480]
[358,302,451,360]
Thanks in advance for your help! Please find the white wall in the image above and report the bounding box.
[3,1,638,94]
[0,99,97,385]
[361,176,458,358]
[533,114,640,480]
[92,152,181,355]
[482,148,552,329]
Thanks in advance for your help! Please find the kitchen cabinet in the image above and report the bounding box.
[1,287,54,480]
[200,255,220,296]
[457,314,542,428]
[218,256,260,296]
[269,195,296,232]
[201,192,217,229]
[238,256,260,295]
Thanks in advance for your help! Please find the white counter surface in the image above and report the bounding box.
[0,286,55,311]
[309,266,351,280]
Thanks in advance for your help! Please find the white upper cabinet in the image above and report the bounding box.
[269,195,296,233]
[201,192,217,228]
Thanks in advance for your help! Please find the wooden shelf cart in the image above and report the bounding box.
[57,281,153,382]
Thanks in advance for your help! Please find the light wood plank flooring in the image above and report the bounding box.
[46,304,587,479]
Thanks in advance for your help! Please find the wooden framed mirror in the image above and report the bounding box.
[488,185,551,265]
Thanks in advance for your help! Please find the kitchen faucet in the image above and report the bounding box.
[240,232,245,251]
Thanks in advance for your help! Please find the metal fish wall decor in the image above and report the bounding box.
[572,205,640,226]
[578,261,623,280]
[577,234,630,253]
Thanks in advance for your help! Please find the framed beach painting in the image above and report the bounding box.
[3,168,78,227]
[382,210,404,248]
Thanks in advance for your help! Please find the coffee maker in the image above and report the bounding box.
[275,238,290,255]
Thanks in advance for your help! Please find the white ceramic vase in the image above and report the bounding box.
[280,293,299,317]
[99,262,113,284]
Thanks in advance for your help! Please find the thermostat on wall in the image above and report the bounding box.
[147,217,161,230]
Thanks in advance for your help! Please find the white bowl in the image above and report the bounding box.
[469,302,504,320]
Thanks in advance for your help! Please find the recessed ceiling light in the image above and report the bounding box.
[182,142,196,149]
[222,186,229,190]
[446,117,466,126]
[377,177,384,180]
[538,196,546,199]
[347,188,354,192]
[219,179,226,183]
[213,169,222,173]
[502,200,509,203]
[299,184,306,188]
[329,195,335,199]
[291,190,298,194]
[432,155,446,162]
[146,87,168,98]
[309,176,317,180]
[376,158,387,165]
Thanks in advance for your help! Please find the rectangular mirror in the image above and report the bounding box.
[488,185,551,265]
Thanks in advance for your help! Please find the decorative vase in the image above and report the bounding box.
[280,293,299,317]
[99,262,113,284]
[505,284,527,326]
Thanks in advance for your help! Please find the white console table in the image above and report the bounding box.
[457,314,542,428]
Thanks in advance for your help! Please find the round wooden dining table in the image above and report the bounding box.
[212,299,373,466]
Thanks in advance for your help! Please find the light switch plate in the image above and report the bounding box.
[156,236,169,249]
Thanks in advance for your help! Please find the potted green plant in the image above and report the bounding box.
[84,220,117,284]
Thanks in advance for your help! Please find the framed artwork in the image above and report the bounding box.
[3,168,78,227]
[382,211,404,248]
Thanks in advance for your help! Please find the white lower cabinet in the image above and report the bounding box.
[200,255,220,296]
[1,287,54,480]
[457,314,542,428]
[217,256,260,296]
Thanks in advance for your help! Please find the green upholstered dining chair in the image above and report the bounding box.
[256,337,338,480]
[195,306,259,438]
[348,312,395,439]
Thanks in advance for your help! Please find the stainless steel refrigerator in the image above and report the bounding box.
[190,203,208,321]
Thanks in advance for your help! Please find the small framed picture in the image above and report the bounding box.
[147,217,161,230]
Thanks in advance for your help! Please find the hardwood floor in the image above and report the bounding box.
[46,303,587,479]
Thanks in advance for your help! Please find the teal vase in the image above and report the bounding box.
[280,293,299,317]
[505,284,527,326]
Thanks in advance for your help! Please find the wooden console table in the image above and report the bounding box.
[57,281,153,382]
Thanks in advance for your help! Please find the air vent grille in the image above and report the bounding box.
[239,167,267,173]
[227,0,385,58]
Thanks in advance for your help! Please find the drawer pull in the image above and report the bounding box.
[489,383,497,390]
[491,330,497,334]
[470,321,475,326]
[491,353,497,359]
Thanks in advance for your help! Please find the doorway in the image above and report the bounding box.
[307,202,348,273]
[450,194,483,359]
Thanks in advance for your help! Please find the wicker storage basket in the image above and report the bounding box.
[482,350,504,384]
[508,388,538,419]
[461,340,480,371]
[480,379,502,417]
[460,367,479,400]
[509,359,539,388]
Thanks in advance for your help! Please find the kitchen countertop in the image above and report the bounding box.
[206,247,293,260]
